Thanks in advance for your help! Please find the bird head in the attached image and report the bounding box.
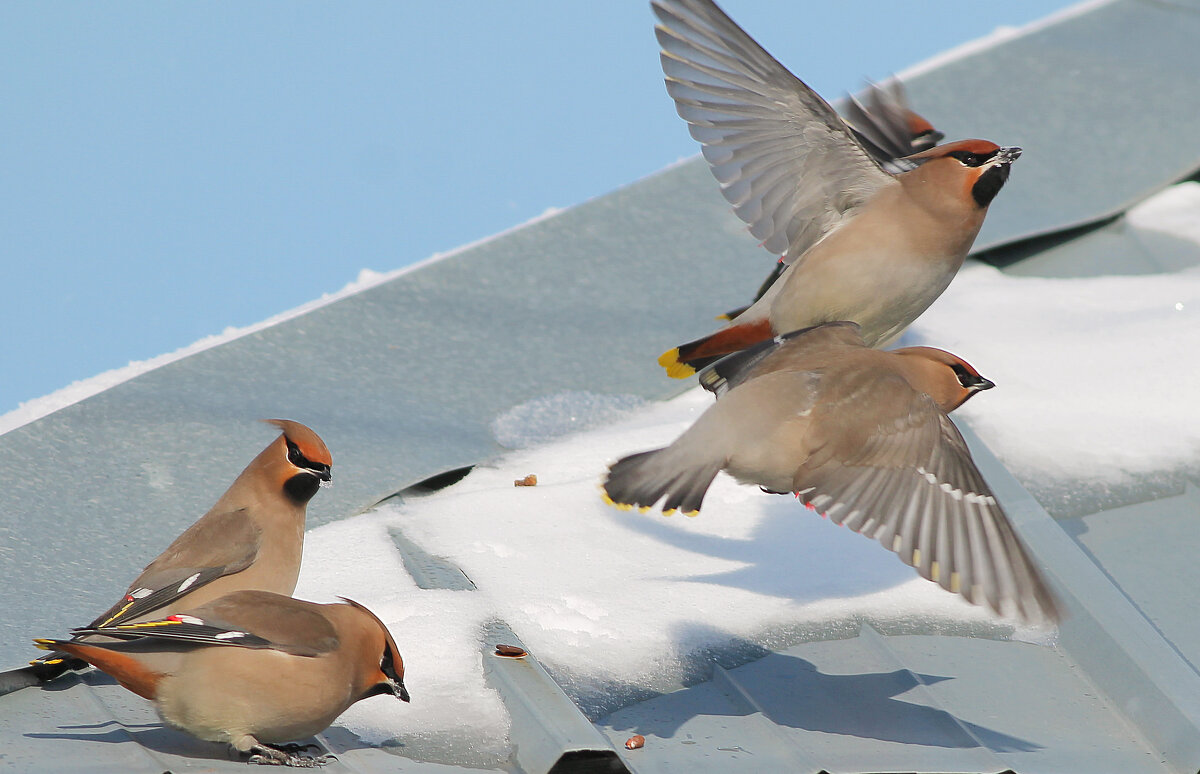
[891,347,994,412]
[341,598,410,704]
[902,139,1021,209]
[262,419,332,504]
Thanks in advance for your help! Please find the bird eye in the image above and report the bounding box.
[947,149,998,167]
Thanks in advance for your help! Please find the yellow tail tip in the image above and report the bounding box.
[657,349,696,379]
[600,491,633,511]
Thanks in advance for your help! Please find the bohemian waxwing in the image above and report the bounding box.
[605,323,1058,624]
[719,78,945,322]
[10,419,332,692]
[36,590,408,767]
[652,0,1021,377]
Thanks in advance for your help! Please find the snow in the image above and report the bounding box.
[294,390,1024,763]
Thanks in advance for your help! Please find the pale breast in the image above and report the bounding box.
[767,202,967,347]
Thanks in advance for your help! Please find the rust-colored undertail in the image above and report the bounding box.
[659,319,774,378]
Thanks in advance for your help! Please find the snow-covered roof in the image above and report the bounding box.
[3,0,1200,771]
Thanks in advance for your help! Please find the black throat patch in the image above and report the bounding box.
[283,472,322,504]
[971,163,1011,208]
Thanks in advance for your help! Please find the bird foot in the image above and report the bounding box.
[247,743,335,767]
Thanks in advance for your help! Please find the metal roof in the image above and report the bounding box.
[3,0,1200,771]
[900,0,1200,252]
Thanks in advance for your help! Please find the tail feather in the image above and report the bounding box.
[603,448,722,516]
[660,319,774,379]
[716,305,749,322]
[37,639,163,700]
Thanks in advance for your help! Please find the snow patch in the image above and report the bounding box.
[912,263,1200,487]
[491,391,646,449]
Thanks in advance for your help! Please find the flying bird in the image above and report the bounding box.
[652,0,1021,377]
[719,78,945,322]
[36,590,408,767]
[2,419,332,694]
[605,323,1058,624]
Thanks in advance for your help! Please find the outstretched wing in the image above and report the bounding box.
[794,386,1058,624]
[653,0,895,262]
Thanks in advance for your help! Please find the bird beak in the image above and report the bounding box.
[971,376,996,392]
[393,678,410,703]
[996,146,1022,164]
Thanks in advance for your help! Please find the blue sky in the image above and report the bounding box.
[0,1,1074,416]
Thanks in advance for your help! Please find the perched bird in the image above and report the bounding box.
[653,0,1021,377]
[719,78,945,322]
[36,590,408,767]
[605,323,1058,624]
[4,419,332,693]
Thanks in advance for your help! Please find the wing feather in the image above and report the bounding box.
[75,591,339,658]
[791,385,1058,623]
[88,509,263,628]
[652,0,894,262]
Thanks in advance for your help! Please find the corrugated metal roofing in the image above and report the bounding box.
[3,0,1200,771]
[598,627,1161,773]
[900,0,1200,252]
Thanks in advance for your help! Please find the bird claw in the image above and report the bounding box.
[277,743,324,754]
[247,743,334,767]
